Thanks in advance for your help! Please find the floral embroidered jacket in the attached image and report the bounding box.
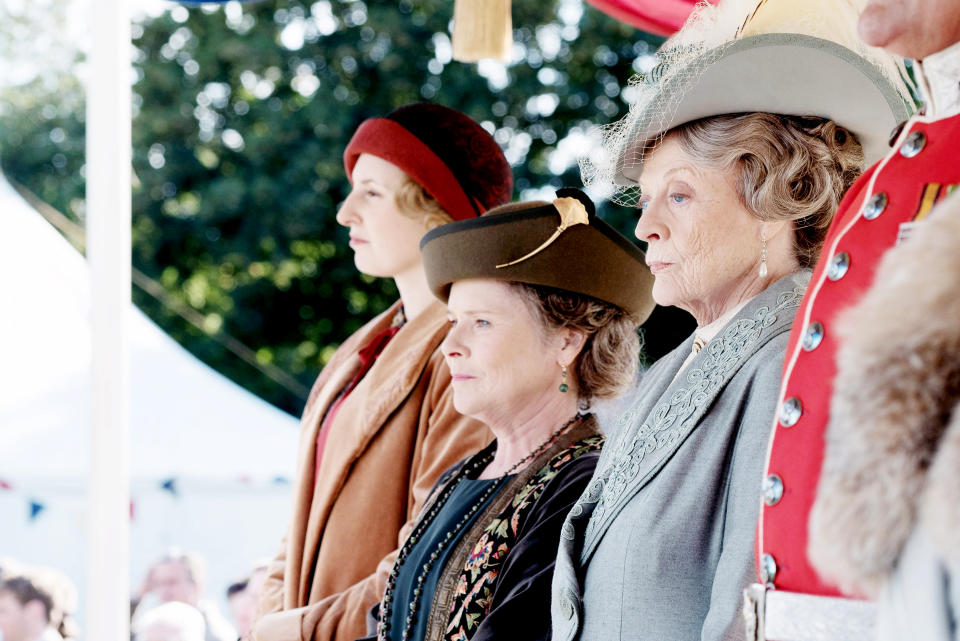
[364,416,603,641]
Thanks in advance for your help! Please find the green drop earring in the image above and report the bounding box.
[559,364,569,393]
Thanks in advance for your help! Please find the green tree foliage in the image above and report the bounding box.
[0,0,694,415]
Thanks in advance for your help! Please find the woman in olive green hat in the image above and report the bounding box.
[361,188,654,641]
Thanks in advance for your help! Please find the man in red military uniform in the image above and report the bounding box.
[750,1,960,638]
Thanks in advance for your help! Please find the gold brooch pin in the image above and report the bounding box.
[496,197,590,269]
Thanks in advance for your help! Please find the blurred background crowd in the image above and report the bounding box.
[0,551,266,641]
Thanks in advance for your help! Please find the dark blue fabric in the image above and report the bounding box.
[386,476,504,641]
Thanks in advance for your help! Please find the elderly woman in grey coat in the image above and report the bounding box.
[550,1,910,640]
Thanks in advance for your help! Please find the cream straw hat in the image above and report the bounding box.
[582,0,913,206]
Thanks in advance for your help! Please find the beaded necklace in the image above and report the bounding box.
[377,413,583,641]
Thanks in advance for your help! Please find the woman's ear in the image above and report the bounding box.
[557,328,588,366]
[762,219,792,241]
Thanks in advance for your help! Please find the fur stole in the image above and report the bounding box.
[808,192,960,597]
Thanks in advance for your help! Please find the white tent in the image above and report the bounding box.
[0,173,301,631]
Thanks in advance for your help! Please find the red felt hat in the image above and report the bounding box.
[343,103,513,221]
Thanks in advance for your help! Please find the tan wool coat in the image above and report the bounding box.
[254,300,492,641]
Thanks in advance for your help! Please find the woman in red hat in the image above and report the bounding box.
[253,103,512,641]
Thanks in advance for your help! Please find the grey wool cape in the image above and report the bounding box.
[551,271,809,641]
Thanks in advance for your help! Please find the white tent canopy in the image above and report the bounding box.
[0,173,300,630]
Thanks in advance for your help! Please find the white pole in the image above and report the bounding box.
[85,0,131,638]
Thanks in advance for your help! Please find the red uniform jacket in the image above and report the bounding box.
[757,110,960,595]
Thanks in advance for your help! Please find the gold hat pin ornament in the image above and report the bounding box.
[496,197,590,269]
[419,187,655,319]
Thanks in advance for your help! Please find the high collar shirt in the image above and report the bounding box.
[916,39,960,120]
[673,296,753,380]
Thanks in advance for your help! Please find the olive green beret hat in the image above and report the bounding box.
[420,188,655,320]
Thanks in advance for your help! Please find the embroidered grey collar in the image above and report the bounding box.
[578,271,809,554]
[916,40,960,119]
[691,297,752,354]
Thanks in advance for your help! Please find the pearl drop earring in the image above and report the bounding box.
[759,231,768,278]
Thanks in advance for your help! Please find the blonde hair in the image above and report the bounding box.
[395,178,454,231]
[510,283,640,403]
[667,113,864,268]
